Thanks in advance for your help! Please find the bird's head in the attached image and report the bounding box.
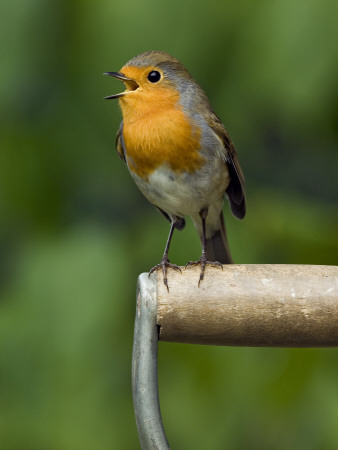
[104,51,201,122]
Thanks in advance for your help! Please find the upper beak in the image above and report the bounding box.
[104,72,139,99]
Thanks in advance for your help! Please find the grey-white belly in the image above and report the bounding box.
[130,162,229,218]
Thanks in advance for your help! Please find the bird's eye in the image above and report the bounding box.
[147,70,161,83]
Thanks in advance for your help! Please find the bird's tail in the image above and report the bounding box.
[204,212,233,264]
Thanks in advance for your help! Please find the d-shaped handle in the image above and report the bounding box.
[132,265,338,449]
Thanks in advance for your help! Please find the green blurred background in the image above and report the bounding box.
[1,0,338,448]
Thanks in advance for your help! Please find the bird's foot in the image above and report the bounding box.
[185,254,223,286]
[149,255,181,292]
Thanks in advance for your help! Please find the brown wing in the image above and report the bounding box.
[116,121,126,162]
[209,116,246,219]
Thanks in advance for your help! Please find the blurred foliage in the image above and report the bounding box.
[0,0,337,448]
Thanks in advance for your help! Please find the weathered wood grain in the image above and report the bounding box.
[155,265,338,347]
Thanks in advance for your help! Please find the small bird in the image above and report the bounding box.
[105,51,246,289]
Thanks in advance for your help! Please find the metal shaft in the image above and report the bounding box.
[132,273,170,450]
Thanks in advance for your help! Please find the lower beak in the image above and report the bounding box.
[104,72,139,99]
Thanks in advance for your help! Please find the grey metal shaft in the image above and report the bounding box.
[132,273,170,450]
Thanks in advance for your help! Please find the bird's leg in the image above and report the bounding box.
[185,208,222,286]
[149,218,182,291]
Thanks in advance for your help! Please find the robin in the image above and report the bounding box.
[105,51,246,289]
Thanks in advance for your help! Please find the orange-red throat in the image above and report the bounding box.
[105,65,204,177]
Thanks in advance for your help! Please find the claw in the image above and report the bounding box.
[185,256,223,286]
[149,256,181,291]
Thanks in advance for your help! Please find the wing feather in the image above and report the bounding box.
[208,116,246,219]
[116,121,126,162]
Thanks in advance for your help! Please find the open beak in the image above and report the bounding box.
[104,72,139,99]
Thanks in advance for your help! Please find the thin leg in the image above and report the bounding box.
[163,220,176,259]
[186,208,222,286]
[200,208,207,257]
[149,218,182,291]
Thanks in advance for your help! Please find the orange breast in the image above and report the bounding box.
[119,85,204,178]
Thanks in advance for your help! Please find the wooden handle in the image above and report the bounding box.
[155,264,338,347]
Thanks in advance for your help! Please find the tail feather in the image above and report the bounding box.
[204,212,233,264]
